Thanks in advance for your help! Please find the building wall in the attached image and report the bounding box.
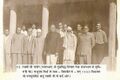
[49,1,109,35]
[3,6,10,30]
[16,5,42,29]
[3,1,109,34]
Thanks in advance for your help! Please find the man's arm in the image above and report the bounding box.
[103,31,107,43]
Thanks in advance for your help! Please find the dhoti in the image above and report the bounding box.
[63,49,75,64]
[46,54,57,64]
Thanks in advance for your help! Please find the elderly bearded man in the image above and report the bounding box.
[63,26,77,64]
[33,29,45,64]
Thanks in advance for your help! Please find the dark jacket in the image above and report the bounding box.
[44,32,61,54]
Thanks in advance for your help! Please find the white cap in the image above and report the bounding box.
[64,24,67,27]
[37,29,41,32]
[59,22,62,26]
[77,24,81,26]
[97,23,101,25]
[84,25,89,29]
[67,26,72,31]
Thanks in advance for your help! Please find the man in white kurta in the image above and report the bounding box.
[11,27,25,71]
[77,26,95,64]
[32,24,37,37]
[63,27,77,64]
[33,29,44,64]
[4,29,12,72]
[21,25,27,36]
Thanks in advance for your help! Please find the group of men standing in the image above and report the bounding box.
[4,23,107,72]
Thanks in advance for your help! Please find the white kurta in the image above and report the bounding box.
[33,37,44,64]
[21,30,27,36]
[4,35,12,72]
[63,33,77,64]
[32,29,37,37]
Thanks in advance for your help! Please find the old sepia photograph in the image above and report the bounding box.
[3,0,117,72]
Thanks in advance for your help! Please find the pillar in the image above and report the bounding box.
[42,0,49,38]
[9,10,17,35]
[41,0,49,63]
[109,1,116,57]
[108,1,117,70]
[117,0,120,72]
[0,0,3,72]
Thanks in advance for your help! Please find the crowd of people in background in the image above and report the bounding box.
[4,22,107,72]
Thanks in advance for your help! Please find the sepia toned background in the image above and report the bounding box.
[3,0,116,70]
[0,0,120,80]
